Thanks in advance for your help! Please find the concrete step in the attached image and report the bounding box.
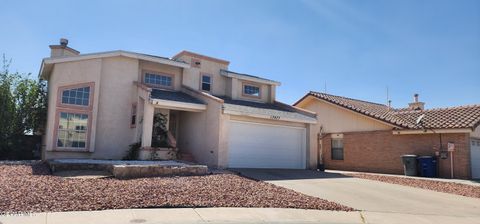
[179,152,195,162]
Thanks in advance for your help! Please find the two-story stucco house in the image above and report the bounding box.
[39,39,317,169]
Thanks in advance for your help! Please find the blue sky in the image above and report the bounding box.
[1,0,479,108]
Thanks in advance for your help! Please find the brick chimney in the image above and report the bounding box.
[408,93,425,110]
[49,38,80,58]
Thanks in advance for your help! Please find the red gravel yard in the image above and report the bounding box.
[346,173,480,198]
[0,162,353,212]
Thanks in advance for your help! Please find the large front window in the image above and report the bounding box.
[57,112,88,148]
[61,86,90,106]
[144,73,172,87]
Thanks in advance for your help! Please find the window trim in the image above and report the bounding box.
[130,102,137,128]
[142,70,175,89]
[52,108,92,152]
[241,82,262,99]
[200,73,212,92]
[57,82,95,110]
[331,137,344,161]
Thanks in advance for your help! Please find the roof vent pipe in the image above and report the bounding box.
[414,93,419,103]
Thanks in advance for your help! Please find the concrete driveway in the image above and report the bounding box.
[233,169,480,224]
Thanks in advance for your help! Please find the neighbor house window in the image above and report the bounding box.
[144,72,172,87]
[201,75,211,92]
[331,138,344,160]
[243,84,260,97]
[61,86,90,106]
[57,112,88,149]
[131,103,137,128]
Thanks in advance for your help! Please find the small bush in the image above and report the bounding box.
[123,142,141,160]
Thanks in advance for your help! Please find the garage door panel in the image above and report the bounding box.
[228,121,306,169]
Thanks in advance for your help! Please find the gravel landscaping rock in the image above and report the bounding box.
[346,173,480,198]
[0,162,353,212]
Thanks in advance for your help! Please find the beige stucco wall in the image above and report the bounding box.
[471,126,480,138]
[176,54,275,104]
[43,59,102,159]
[176,54,228,96]
[297,96,393,133]
[93,57,139,159]
[44,56,190,160]
[177,90,224,167]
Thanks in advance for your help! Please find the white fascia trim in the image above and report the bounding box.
[150,99,206,112]
[42,50,190,68]
[393,128,472,135]
[223,109,317,124]
[222,71,281,86]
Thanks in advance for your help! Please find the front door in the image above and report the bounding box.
[471,138,480,179]
[169,112,178,138]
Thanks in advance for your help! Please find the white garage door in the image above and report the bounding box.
[471,139,480,179]
[228,120,306,169]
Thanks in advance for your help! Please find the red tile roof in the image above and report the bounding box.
[297,91,480,130]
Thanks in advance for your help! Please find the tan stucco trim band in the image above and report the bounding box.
[223,109,317,124]
[150,99,206,112]
[393,128,473,135]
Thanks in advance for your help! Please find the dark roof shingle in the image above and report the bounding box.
[150,89,205,105]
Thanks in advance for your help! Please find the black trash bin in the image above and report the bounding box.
[417,156,437,177]
[401,155,418,176]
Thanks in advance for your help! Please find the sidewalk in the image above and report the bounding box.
[2,207,479,224]
[326,169,480,187]
[0,208,363,224]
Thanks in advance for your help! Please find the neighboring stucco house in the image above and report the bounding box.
[39,39,317,169]
[295,91,480,179]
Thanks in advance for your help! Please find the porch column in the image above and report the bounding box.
[141,100,154,147]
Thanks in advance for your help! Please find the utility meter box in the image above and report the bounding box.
[440,151,448,159]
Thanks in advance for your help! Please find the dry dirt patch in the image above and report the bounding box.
[0,162,353,212]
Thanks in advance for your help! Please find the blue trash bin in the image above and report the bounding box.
[417,156,437,177]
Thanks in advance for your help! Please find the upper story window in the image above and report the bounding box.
[144,72,173,87]
[201,75,211,92]
[61,86,90,106]
[243,84,260,97]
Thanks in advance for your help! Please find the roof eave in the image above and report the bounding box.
[393,128,473,135]
[308,95,402,129]
[223,108,317,124]
[38,59,54,80]
[221,70,281,86]
[42,50,190,69]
